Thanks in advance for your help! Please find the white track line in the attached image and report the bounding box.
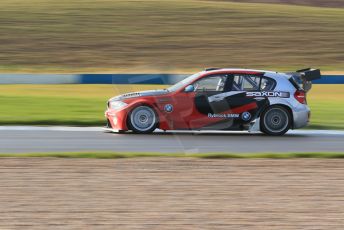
[0,126,344,136]
[0,126,103,132]
[288,129,344,136]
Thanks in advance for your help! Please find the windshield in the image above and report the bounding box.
[167,72,202,92]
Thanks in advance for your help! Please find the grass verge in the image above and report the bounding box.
[2,152,344,159]
[0,84,343,129]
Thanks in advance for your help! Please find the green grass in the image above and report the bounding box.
[0,0,343,72]
[1,152,344,159]
[0,84,343,129]
[0,84,165,126]
[307,85,344,130]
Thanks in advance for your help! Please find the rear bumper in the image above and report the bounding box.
[293,105,310,129]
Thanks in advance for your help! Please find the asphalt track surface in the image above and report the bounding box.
[0,126,344,153]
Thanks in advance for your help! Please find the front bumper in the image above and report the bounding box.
[105,108,129,131]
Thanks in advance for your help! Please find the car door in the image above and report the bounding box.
[188,74,235,129]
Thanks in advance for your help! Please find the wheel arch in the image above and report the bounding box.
[260,103,294,130]
[125,101,160,131]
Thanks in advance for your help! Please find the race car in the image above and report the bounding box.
[105,68,321,135]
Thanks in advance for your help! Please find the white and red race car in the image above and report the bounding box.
[105,68,320,135]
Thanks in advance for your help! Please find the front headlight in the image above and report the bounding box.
[109,101,128,110]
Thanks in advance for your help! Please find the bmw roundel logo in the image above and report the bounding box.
[164,104,173,113]
[241,112,251,121]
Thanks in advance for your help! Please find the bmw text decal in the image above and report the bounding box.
[208,113,240,118]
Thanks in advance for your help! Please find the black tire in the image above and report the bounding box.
[260,105,291,136]
[127,105,158,134]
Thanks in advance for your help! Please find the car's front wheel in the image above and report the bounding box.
[261,106,291,136]
[128,105,158,134]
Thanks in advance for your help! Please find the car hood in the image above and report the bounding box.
[109,89,169,101]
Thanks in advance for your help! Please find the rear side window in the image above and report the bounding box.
[231,75,276,91]
[232,74,260,91]
[260,77,276,91]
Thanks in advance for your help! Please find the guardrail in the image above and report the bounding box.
[0,74,343,84]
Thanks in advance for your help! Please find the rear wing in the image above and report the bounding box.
[287,68,321,92]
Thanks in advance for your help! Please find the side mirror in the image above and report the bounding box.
[184,85,194,93]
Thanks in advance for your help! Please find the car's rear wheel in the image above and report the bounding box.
[261,106,291,136]
[128,105,158,134]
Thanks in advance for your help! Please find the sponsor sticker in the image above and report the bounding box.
[246,91,290,98]
[208,113,240,118]
[164,104,173,113]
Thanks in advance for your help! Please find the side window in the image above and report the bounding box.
[193,75,227,92]
[260,77,276,91]
[232,74,260,91]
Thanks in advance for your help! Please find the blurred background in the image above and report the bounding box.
[0,0,343,129]
[0,0,343,73]
[1,2,344,228]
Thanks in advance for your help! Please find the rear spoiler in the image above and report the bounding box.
[287,68,321,92]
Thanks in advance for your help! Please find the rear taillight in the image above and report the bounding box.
[294,90,306,104]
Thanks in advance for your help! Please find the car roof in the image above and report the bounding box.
[202,68,289,79]
[204,68,273,74]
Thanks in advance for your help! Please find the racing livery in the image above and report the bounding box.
[105,68,321,135]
